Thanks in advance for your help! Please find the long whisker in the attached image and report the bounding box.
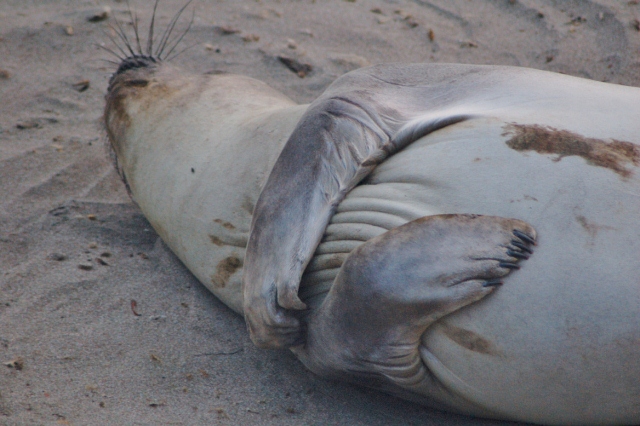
[96,42,125,61]
[147,0,161,56]
[125,0,143,55]
[102,29,129,58]
[166,41,200,62]
[100,58,122,66]
[110,18,129,49]
[156,0,194,59]
[112,11,136,57]
[162,7,195,60]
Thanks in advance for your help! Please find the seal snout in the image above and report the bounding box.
[114,55,158,76]
[107,55,159,93]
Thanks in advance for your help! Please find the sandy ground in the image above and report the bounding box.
[1,0,639,425]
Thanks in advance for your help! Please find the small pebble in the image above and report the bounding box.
[87,6,111,23]
[64,25,74,36]
[4,358,24,371]
[96,258,109,266]
[72,79,90,92]
[242,34,260,42]
[78,264,93,271]
[460,41,478,48]
[48,253,68,261]
[216,26,240,35]
[0,69,10,79]
[16,120,41,130]
[277,56,312,78]
[404,16,419,28]
[88,242,98,249]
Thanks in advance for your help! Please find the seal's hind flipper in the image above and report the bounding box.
[299,214,535,392]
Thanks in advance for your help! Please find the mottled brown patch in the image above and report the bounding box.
[575,215,615,239]
[214,219,236,230]
[241,195,255,214]
[440,322,501,356]
[504,124,640,178]
[211,256,243,288]
[209,235,225,246]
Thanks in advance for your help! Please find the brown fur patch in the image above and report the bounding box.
[504,124,640,178]
[575,215,615,240]
[211,256,243,288]
[440,322,501,356]
[214,219,236,230]
[209,235,225,247]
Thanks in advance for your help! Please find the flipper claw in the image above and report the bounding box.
[513,229,536,245]
[507,249,530,260]
[483,279,504,287]
[499,261,521,270]
[511,240,533,254]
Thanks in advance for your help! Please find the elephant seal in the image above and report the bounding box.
[104,27,640,425]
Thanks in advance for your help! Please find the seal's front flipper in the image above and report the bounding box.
[299,214,535,392]
[243,94,471,349]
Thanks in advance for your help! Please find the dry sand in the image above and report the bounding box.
[1,0,639,424]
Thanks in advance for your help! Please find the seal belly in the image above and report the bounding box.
[300,189,440,308]
[303,117,640,424]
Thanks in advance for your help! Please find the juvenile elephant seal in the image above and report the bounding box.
[104,30,640,425]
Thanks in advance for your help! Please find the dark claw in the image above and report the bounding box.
[483,279,503,287]
[511,240,533,254]
[513,229,536,245]
[499,261,520,270]
[507,249,529,260]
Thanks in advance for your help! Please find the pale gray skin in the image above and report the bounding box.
[243,64,541,347]
[105,56,640,425]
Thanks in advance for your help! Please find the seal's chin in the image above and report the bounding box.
[104,55,162,197]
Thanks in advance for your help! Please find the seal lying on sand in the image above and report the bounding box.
[104,27,640,425]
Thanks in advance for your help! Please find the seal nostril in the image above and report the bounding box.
[125,79,149,87]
